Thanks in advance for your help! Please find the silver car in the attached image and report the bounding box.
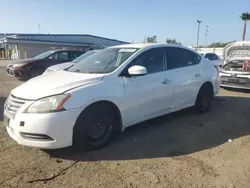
[219,41,250,89]
[43,50,99,75]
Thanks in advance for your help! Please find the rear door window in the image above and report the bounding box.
[165,47,200,70]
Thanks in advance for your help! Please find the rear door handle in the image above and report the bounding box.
[194,73,201,77]
[161,79,172,84]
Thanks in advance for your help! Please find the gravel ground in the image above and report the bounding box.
[1,67,250,188]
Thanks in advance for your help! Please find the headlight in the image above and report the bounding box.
[25,94,71,114]
[13,63,26,67]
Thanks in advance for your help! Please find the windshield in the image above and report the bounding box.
[67,47,139,73]
[33,50,55,59]
[72,50,98,63]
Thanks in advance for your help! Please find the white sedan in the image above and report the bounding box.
[200,52,224,67]
[3,43,220,149]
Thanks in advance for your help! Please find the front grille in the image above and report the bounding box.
[5,94,29,118]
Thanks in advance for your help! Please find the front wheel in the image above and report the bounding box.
[73,104,119,149]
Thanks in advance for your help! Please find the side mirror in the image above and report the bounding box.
[128,65,147,76]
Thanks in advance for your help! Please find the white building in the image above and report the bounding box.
[0,33,129,59]
[187,46,224,59]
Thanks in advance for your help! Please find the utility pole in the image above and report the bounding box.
[204,25,209,47]
[196,20,202,50]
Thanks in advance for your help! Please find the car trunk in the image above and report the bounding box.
[221,41,250,75]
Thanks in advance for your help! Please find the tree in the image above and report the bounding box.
[145,35,157,43]
[166,38,182,45]
[207,41,236,48]
[240,12,250,41]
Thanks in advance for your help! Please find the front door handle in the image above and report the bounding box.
[162,79,172,84]
[194,73,201,77]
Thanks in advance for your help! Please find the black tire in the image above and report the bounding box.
[73,104,119,150]
[29,67,44,78]
[195,84,213,113]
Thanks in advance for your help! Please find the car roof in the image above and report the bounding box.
[109,43,199,54]
[110,43,184,48]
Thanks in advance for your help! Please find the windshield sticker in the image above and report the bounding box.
[119,48,137,53]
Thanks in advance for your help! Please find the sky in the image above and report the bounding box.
[1,0,250,46]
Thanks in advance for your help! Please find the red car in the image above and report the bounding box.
[6,49,84,79]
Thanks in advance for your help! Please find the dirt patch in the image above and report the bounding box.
[1,67,250,188]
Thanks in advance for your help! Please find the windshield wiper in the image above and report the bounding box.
[63,65,74,71]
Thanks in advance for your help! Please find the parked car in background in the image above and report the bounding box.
[200,52,224,67]
[6,49,84,79]
[3,43,220,149]
[43,50,99,75]
[220,41,250,89]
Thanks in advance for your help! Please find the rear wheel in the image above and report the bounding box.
[29,67,44,78]
[73,104,120,149]
[195,84,213,113]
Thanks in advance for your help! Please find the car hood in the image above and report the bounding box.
[47,62,75,71]
[7,58,41,66]
[224,41,250,62]
[11,71,104,100]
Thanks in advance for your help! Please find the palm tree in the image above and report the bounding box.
[240,12,250,41]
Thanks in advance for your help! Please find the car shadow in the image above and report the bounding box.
[44,95,250,161]
[0,97,7,121]
[221,87,250,93]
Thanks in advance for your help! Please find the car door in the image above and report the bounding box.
[165,47,202,111]
[121,47,174,126]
